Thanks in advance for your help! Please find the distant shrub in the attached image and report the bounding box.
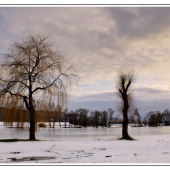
[39,123,46,127]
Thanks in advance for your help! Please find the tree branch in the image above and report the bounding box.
[125,80,131,91]
[23,96,30,111]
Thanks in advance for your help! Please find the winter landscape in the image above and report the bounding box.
[0,122,170,164]
[1,134,170,164]
[1,4,170,166]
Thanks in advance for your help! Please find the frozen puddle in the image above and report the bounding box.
[8,156,56,162]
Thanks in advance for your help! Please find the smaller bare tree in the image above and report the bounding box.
[116,70,135,140]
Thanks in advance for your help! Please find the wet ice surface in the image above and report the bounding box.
[1,123,170,141]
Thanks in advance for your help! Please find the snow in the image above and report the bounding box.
[0,122,170,164]
[1,132,170,164]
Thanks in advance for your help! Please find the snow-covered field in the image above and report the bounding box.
[1,134,170,164]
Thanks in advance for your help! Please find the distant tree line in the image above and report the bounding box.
[1,106,123,128]
[1,106,170,128]
[62,108,115,128]
[128,109,170,127]
[143,109,170,126]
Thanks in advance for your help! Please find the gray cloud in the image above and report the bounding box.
[69,92,117,112]
[135,87,170,95]
[106,7,170,39]
[1,7,170,116]
[69,87,170,118]
[1,7,169,81]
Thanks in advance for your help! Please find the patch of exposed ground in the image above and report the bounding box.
[8,156,56,162]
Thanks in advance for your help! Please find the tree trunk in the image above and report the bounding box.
[122,118,128,139]
[84,118,87,127]
[53,118,55,128]
[65,115,67,128]
[121,95,131,140]
[29,108,36,140]
[59,113,61,127]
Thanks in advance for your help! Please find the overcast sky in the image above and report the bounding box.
[1,6,170,117]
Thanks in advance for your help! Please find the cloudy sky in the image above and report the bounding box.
[1,6,170,117]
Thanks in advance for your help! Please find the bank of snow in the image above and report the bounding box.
[1,134,170,164]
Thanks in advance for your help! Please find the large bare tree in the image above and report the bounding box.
[0,34,77,140]
[116,70,135,140]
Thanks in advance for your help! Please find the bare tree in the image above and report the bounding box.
[63,108,68,128]
[81,108,89,127]
[116,70,135,140]
[128,115,136,125]
[0,34,77,140]
[133,108,141,126]
[91,110,101,128]
[107,108,114,127]
[75,108,89,127]
[143,117,147,126]
[162,109,170,126]
[101,110,108,127]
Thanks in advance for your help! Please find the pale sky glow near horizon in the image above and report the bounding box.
[1,6,170,117]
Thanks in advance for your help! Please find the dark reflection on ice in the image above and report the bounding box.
[0,125,170,140]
